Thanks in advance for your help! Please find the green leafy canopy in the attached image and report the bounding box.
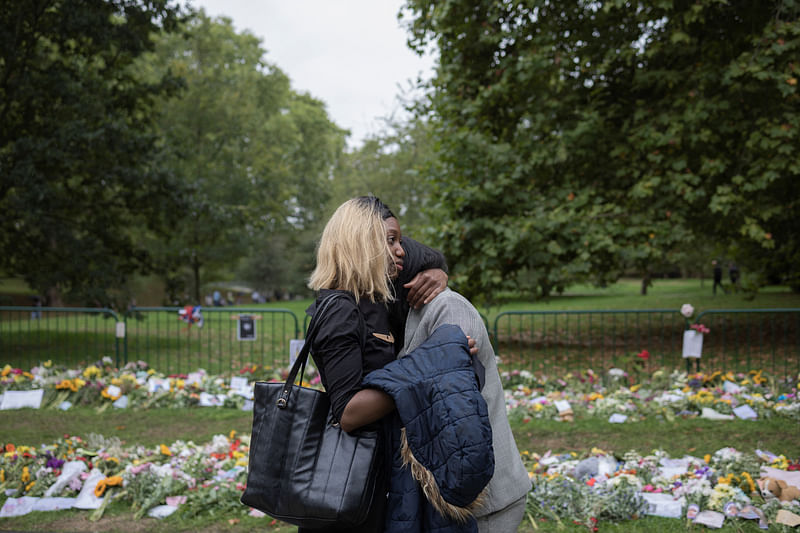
[403,0,800,302]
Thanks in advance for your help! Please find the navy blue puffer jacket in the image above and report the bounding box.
[363,324,494,533]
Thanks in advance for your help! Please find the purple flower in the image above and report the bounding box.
[46,456,65,469]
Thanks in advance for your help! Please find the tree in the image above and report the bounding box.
[145,12,346,303]
[330,115,438,237]
[0,0,185,307]
[403,0,800,302]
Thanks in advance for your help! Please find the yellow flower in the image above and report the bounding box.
[21,466,30,484]
[704,454,711,464]
[176,379,185,390]
[771,456,789,470]
[111,378,122,386]
[741,472,756,493]
[83,365,101,379]
[25,481,36,492]
[94,475,124,497]
[229,430,237,441]
[147,369,156,375]
[630,384,641,392]
[591,447,607,455]
[0,469,4,482]
[160,444,172,456]
[43,360,52,368]
[1,365,11,377]
[23,372,33,379]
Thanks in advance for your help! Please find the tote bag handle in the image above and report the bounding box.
[277,293,342,409]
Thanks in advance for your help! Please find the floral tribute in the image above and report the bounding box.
[1,433,798,528]
[522,446,800,530]
[503,367,799,422]
[0,358,320,411]
[1,356,799,527]
[0,432,255,521]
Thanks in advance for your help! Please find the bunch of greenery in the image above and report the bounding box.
[403,0,800,303]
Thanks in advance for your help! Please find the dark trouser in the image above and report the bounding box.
[713,279,725,295]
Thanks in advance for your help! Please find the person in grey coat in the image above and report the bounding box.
[402,288,532,533]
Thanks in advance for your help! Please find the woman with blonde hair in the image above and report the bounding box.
[302,197,403,533]
[305,196,483,532]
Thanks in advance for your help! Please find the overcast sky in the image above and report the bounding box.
[190,0,435,149]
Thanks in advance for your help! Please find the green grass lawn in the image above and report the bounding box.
[254,277,800,320]
[487,278,800,319]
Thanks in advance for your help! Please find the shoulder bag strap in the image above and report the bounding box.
[276,292,343,408]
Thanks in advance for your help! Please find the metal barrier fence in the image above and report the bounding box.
[0,306,298,375]
[0,307,121,369]
[692,309,800,380]
[2,306,798,380]
[123,307,299,375]
[492,308,800,380]
[492,309,688,374]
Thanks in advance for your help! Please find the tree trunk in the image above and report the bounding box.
[641,273,650,295]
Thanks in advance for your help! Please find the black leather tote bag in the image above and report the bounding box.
[240,294,380,529]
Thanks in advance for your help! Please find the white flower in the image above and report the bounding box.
[209,434,230,454]
[680,304,695,318]
[608,368,626,377]
[606,473,642,490]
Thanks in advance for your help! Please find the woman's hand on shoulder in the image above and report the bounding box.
[404,268,447,309]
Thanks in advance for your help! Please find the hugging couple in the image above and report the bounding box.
[302,196,531,533]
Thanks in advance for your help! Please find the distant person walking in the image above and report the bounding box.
[728,262,740,292]
[712,260,726,295]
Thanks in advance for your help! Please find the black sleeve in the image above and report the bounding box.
[396,236,448,286]
[388,236,448,353]
[309,297,364,421]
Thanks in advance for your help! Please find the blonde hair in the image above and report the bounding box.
[308,198,394,303]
